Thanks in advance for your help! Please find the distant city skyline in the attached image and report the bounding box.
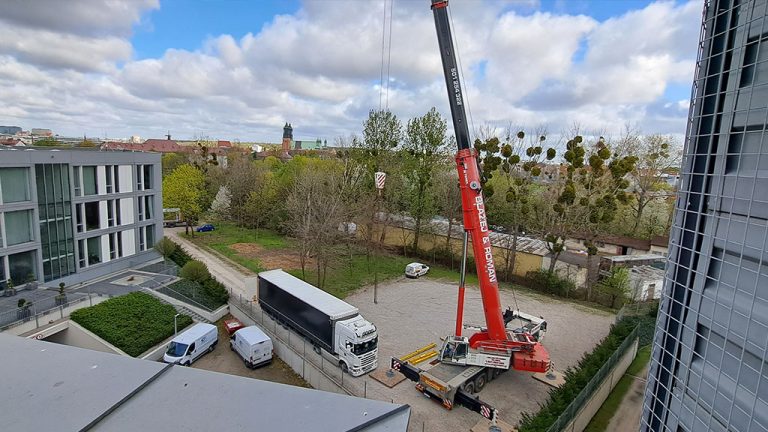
[0,0,700,143]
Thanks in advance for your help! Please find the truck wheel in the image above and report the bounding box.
[208,344,215,353]
[474,374,487,392]
[463,381,475,394]
[340,361,349,374]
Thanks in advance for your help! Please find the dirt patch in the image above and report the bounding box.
[229,243,310,271]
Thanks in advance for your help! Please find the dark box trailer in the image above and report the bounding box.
[258,269,359,354]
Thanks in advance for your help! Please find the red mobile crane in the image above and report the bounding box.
[390,0,550,420]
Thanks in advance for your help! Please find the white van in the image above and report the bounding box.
[163,323,218,366]
[230,326,273,369]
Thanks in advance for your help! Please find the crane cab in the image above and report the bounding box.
[439,336,511,370]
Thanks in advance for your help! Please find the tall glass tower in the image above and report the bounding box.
[642,1,768,431]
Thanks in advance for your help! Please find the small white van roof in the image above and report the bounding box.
[235,326,271,345]
[173,323,217,344]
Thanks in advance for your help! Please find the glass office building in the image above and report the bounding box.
[642,1,768,431]
[0,147,162,288]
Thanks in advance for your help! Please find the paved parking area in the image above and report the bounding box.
[342,277,615,431]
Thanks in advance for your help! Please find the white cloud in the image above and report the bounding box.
[0,0,701,143]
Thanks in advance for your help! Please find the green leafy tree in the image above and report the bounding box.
[403,107,449,251]
[595,267,631,308]
[161,153,188,178]
[34,137,59,146]
[162,164,206,235]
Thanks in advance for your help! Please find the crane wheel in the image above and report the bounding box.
[474,374,487,392]
[463,381,476,394]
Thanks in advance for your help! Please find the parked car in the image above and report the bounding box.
[163,323,218,366]
[196,224,215,232]
[223,318,245,337]
[230,326,273,369]
[405,262,430,279]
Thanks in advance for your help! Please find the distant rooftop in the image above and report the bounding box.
[0,334,409,431]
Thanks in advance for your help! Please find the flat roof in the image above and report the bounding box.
[259,269,358,320]
[0,334,409,431]
[236,325,270,343]
[172,323,216,344]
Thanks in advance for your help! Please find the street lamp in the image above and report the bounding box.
[174,313,181,335]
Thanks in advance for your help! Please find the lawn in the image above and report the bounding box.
[584,345,652,431]
[287,253,413,298]
[70,292,193,357]
[184,222,289,274]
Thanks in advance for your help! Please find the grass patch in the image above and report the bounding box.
[584,345,652,432]
[71,292,192,357]
[287,253,413,299]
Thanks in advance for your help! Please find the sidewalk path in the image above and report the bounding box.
[165,228,254,301]
[605,365,649,431]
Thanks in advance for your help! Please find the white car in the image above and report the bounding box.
[405,262,430,278]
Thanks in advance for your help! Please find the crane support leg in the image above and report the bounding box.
[455,232,468,336]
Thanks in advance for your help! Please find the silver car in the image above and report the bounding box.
[405,262,430,278]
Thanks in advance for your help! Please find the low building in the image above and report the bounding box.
[566,233,654,256]
[629,265,665,301]
[0,147,162,288]
[649,235,669,256]
[30,128,52,137]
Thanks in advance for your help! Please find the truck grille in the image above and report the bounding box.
[361,350,377,371]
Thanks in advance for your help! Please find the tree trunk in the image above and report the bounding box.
[585,253,593,301]
[413,216,421,253]
[631,196,648,236]
[446,218,453,250]
[316,256,322,288]
[548,251,561,273]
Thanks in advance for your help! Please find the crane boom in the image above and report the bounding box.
[430,0,549,373]
[430,0,506,341]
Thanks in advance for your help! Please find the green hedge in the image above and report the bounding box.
[517,319,639,431]
[70,292,192,357]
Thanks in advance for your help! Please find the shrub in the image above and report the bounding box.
[154,236,177,262]
[202,278,230,305]
[169,243,193,267]
[180,260,211,283]
[526,269,576,297]
[70,292,192,357]
[162,278,228,310]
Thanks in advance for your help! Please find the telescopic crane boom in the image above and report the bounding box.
[430,0,549,373]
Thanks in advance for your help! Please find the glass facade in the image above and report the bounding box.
[0,167,30,203]
[4,210,33,246]
[8,250,35,285]
[82,166,97,196]
[35,164,75,282]
[642,1,768,431]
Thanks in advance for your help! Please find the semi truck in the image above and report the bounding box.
[258,269,378,376]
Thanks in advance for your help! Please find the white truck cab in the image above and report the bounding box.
[335,315,378,376]
[163,323,218,366]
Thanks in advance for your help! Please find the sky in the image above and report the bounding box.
[0,0,701,144]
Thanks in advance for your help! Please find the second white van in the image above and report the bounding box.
[163,323,218,366]
[231,326,273,368]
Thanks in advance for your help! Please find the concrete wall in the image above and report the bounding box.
[45,321,126,355]
[561,337,639,432]
[230,301,351,396]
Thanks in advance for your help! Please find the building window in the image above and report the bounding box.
[145,196,153,220]
[82,166,97,195]
[78,239,86,268]
[73,166,82,197]
[4,210,34,246]
[117,232,123,257]
[107,200,115,227]
[8,250,36,285]
[138,227,145,251]
[86,236,101,265]
[0,258,5,289]
[0,167,30,203]
[75,203,83,232]
[137,164,153,191]
[116,199,122,225]
[137,196,144,221]
[146,225,155,248]
[84,202,100,231]
[109,233,117,260]
[106,165,113,194]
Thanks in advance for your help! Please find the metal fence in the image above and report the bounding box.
[0,290,106,332]
[544,325,640,432]
[158,283,217,312]
[615,300,658,324]
[230,292,371,399]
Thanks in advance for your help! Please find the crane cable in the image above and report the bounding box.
[379,0,395,111]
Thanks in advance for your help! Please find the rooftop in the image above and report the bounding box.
[0,334,409,431]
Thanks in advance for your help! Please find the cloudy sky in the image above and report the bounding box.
[0,0,701,144]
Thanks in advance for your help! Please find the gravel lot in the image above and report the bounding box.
[191,317,310,388]
[343,277,615,431]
